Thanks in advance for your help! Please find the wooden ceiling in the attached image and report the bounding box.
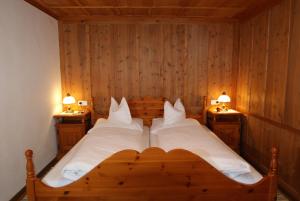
[25,0,281,21]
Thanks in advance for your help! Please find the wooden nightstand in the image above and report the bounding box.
[54,111,91,158]
[207,109,242,154]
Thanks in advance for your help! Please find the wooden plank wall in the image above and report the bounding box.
[59,22,239,114]
[237,0,300,199]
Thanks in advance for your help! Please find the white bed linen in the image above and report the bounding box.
[150,118,262,184]
[96,118,143,131]
[42,126,149,187]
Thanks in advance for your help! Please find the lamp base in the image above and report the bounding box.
[221,103,229,111]
[216,103,229,112]
[65,106,74,113]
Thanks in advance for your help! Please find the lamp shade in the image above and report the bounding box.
[63,93,75,105]
[218,92,231,103]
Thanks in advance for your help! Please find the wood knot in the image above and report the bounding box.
[202,189,208,192]
[248,189,254,193]
[64,191,70,195]
[118,181,124,186]
[86,177,89,180]
[186,182,191,188]
[135,155,140,160]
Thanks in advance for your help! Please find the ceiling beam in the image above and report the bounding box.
[236,0,282,20]
[73,0,90,16]
[60,15,238,24]
[48,6,245,10]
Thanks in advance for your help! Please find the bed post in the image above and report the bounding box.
[25,150,36,201]
[268,147,278,201]
[269,147,278,176]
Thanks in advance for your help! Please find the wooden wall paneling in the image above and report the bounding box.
[248,12,269,116]
[285,0,300,130]
[288,131,300,194]
[138,24,163,98]
[61,23,91,110]
[236,20,252,113]
[264,0,291,123]
[222,24,236,108]
[207,24,221,102]
[111,24,130,98]
[230,22,240,109]
[60,22,238,115]
[81,24,92,104]
[244,116,264,163]
[237,0,300,199]
[90,24,114,113]
[278,129,297,185]
[126,24,140,99]
[61,23,76,98]
[175,25,187,101]
[207,23,235,103]
[162,24,186,102]
[184,24,209,114]
[260,122,281,168]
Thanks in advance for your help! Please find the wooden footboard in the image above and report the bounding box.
[25,147,278,201]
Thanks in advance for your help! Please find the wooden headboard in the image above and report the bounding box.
[92,96,207,126]
[127,97,164,126]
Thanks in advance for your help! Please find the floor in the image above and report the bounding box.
[22,191,290,201]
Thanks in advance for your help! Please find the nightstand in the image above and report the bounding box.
[53,111,91,158]
[207,109,242,154]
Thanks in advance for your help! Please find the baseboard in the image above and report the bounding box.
[9,157,57,201]
[243,152,300,201]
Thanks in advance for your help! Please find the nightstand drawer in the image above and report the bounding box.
[207,109,242,154]
[54,111,91,158]
[213,125,240,153]
[57,124,86,154]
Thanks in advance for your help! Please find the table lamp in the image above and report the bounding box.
[217,92,231,111]
[63,93,76,113]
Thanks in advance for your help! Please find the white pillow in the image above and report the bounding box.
[94,118,143,132]
[163,99,186,125]
[109,97,119,115]
[108,97,132,124]
[151,118,200,134]
[174,98,186,114]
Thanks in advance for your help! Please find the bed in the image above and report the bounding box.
[42,120,149,188]
[150,118,263,185]
[25,97,278,201]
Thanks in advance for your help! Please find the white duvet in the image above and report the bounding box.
[62,127,146,180]
[43,121,148,187]
[150,118,263,184]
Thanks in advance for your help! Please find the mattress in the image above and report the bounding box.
[42,126,149,187]
[150,118,263,184]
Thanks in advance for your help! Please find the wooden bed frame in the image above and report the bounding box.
[25,97,278,201]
